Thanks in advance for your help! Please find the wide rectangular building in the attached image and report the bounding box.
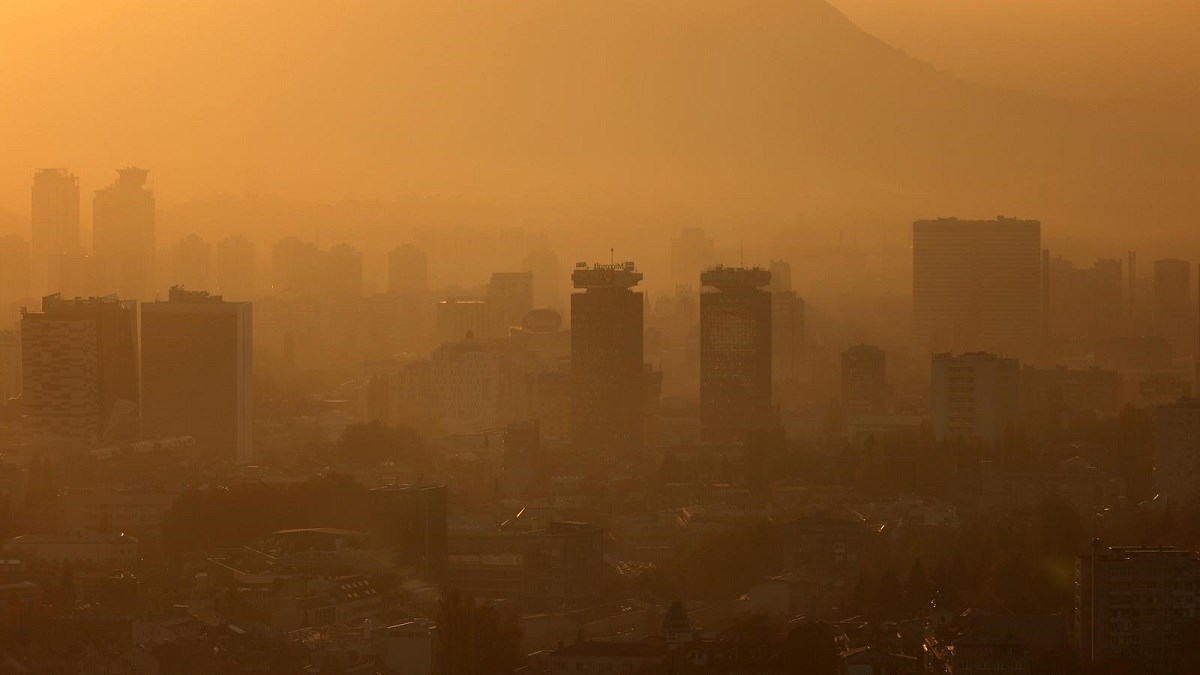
[141,287,252,464]
[913,216,1041,356]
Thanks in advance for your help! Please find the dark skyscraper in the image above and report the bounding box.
[368,483,448,581]
[387,244,429,295]
[570,261,644,454]
[841,344,887,416]
[215,235,255,300]
[142,288,253,464]
[93,168,155,300]
[30,169,80,299]
[913,217,1041,355]
[21,294,139,447]
[1153,258,1191,352]
[699,266,772,441]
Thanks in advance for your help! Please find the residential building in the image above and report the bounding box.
[841,344,887,415]
[141,288,253,464]
[20,294,139,446]
[29,168,80,299]
[931,352,1019,445]
[699,266,772,441]
[367,483,448,581]
[93,168,155,300]
[1153,398,1200,502]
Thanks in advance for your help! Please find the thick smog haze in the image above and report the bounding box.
[1,0,1197,244]
[3,4,1200,672]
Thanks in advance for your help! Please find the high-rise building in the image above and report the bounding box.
[0,235,31,328]
[699,266,772,441]
[487,271,534,336]
[670,228,715,288]
[1076,544,1200,671]
[430,337,533,435]
[93,168,155,300]
[368,483,448,581]
[30,169,80,299]
[435,298,489,345]
[1153,258,1191,352]
[141,288,253,464]
[931,352,1019,445]
[841,344,887,416]
[172,234,212,292]
[522,250,561,309]
[20,294,139,446]
[326,243,364,298]
[1152,398,1200,503]
[271,237,321,297]
[0,330,20,405]
[215,235,255,300]
[768,260,806,388]
[1046,256,1124,343]
[913,217,1041,355]
[570,262,644,454]
[387,244,428,295]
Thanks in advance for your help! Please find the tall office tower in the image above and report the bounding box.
[1153,258,1191,352]
[367,483,448,581]
[768,260,793,294]
[272,237,321,296]
[141,288,253,464]
[21,294,139,447]
[172,234,212,291]
[670,228,715,288]
[1046,256,1125,343]
[215,235,255,300]
[326,243,364,298]
[1152,398,1200,503]
[30,169,80,299]
[93,168,155,300]
[435,298,489,344]
[767,259,806,388]
[487,271,534,335]
[930,352,1019,445]
[699,266,772,441]
[1094,258,1124,338]
[841,344,887,415]
[0,330,20,404]
[0,235,31,328]
[387,244,428,295]
[913,217,1041,355]
[571,262,644,454]
[522,250,561,309]
[1076,544,1200,670]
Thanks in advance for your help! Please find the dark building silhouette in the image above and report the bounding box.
[0,235,30,328]
[699,266,772,441]
[367,483,448,581]
[215,235,255,300]
[841,344,887,416]
[1153,258,1191,352]
[141,288,253,464]
[570,262,644,454]
[20,294,139,446]
[769,260,806,388]
[913,217,1041,355]
[522,250,561,309]
[172,234,212,292]
[29,169,80,299]
[387,244,428,295]
[487,271,534,336]
[93,168,155,300]
[670,227,715,289]
[520,521,603,607]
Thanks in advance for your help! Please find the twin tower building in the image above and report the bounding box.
[570,262,774,455]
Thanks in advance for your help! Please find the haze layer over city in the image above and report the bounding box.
[0,1,1198,673]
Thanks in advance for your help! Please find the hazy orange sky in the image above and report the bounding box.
[0,0,1196,233]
